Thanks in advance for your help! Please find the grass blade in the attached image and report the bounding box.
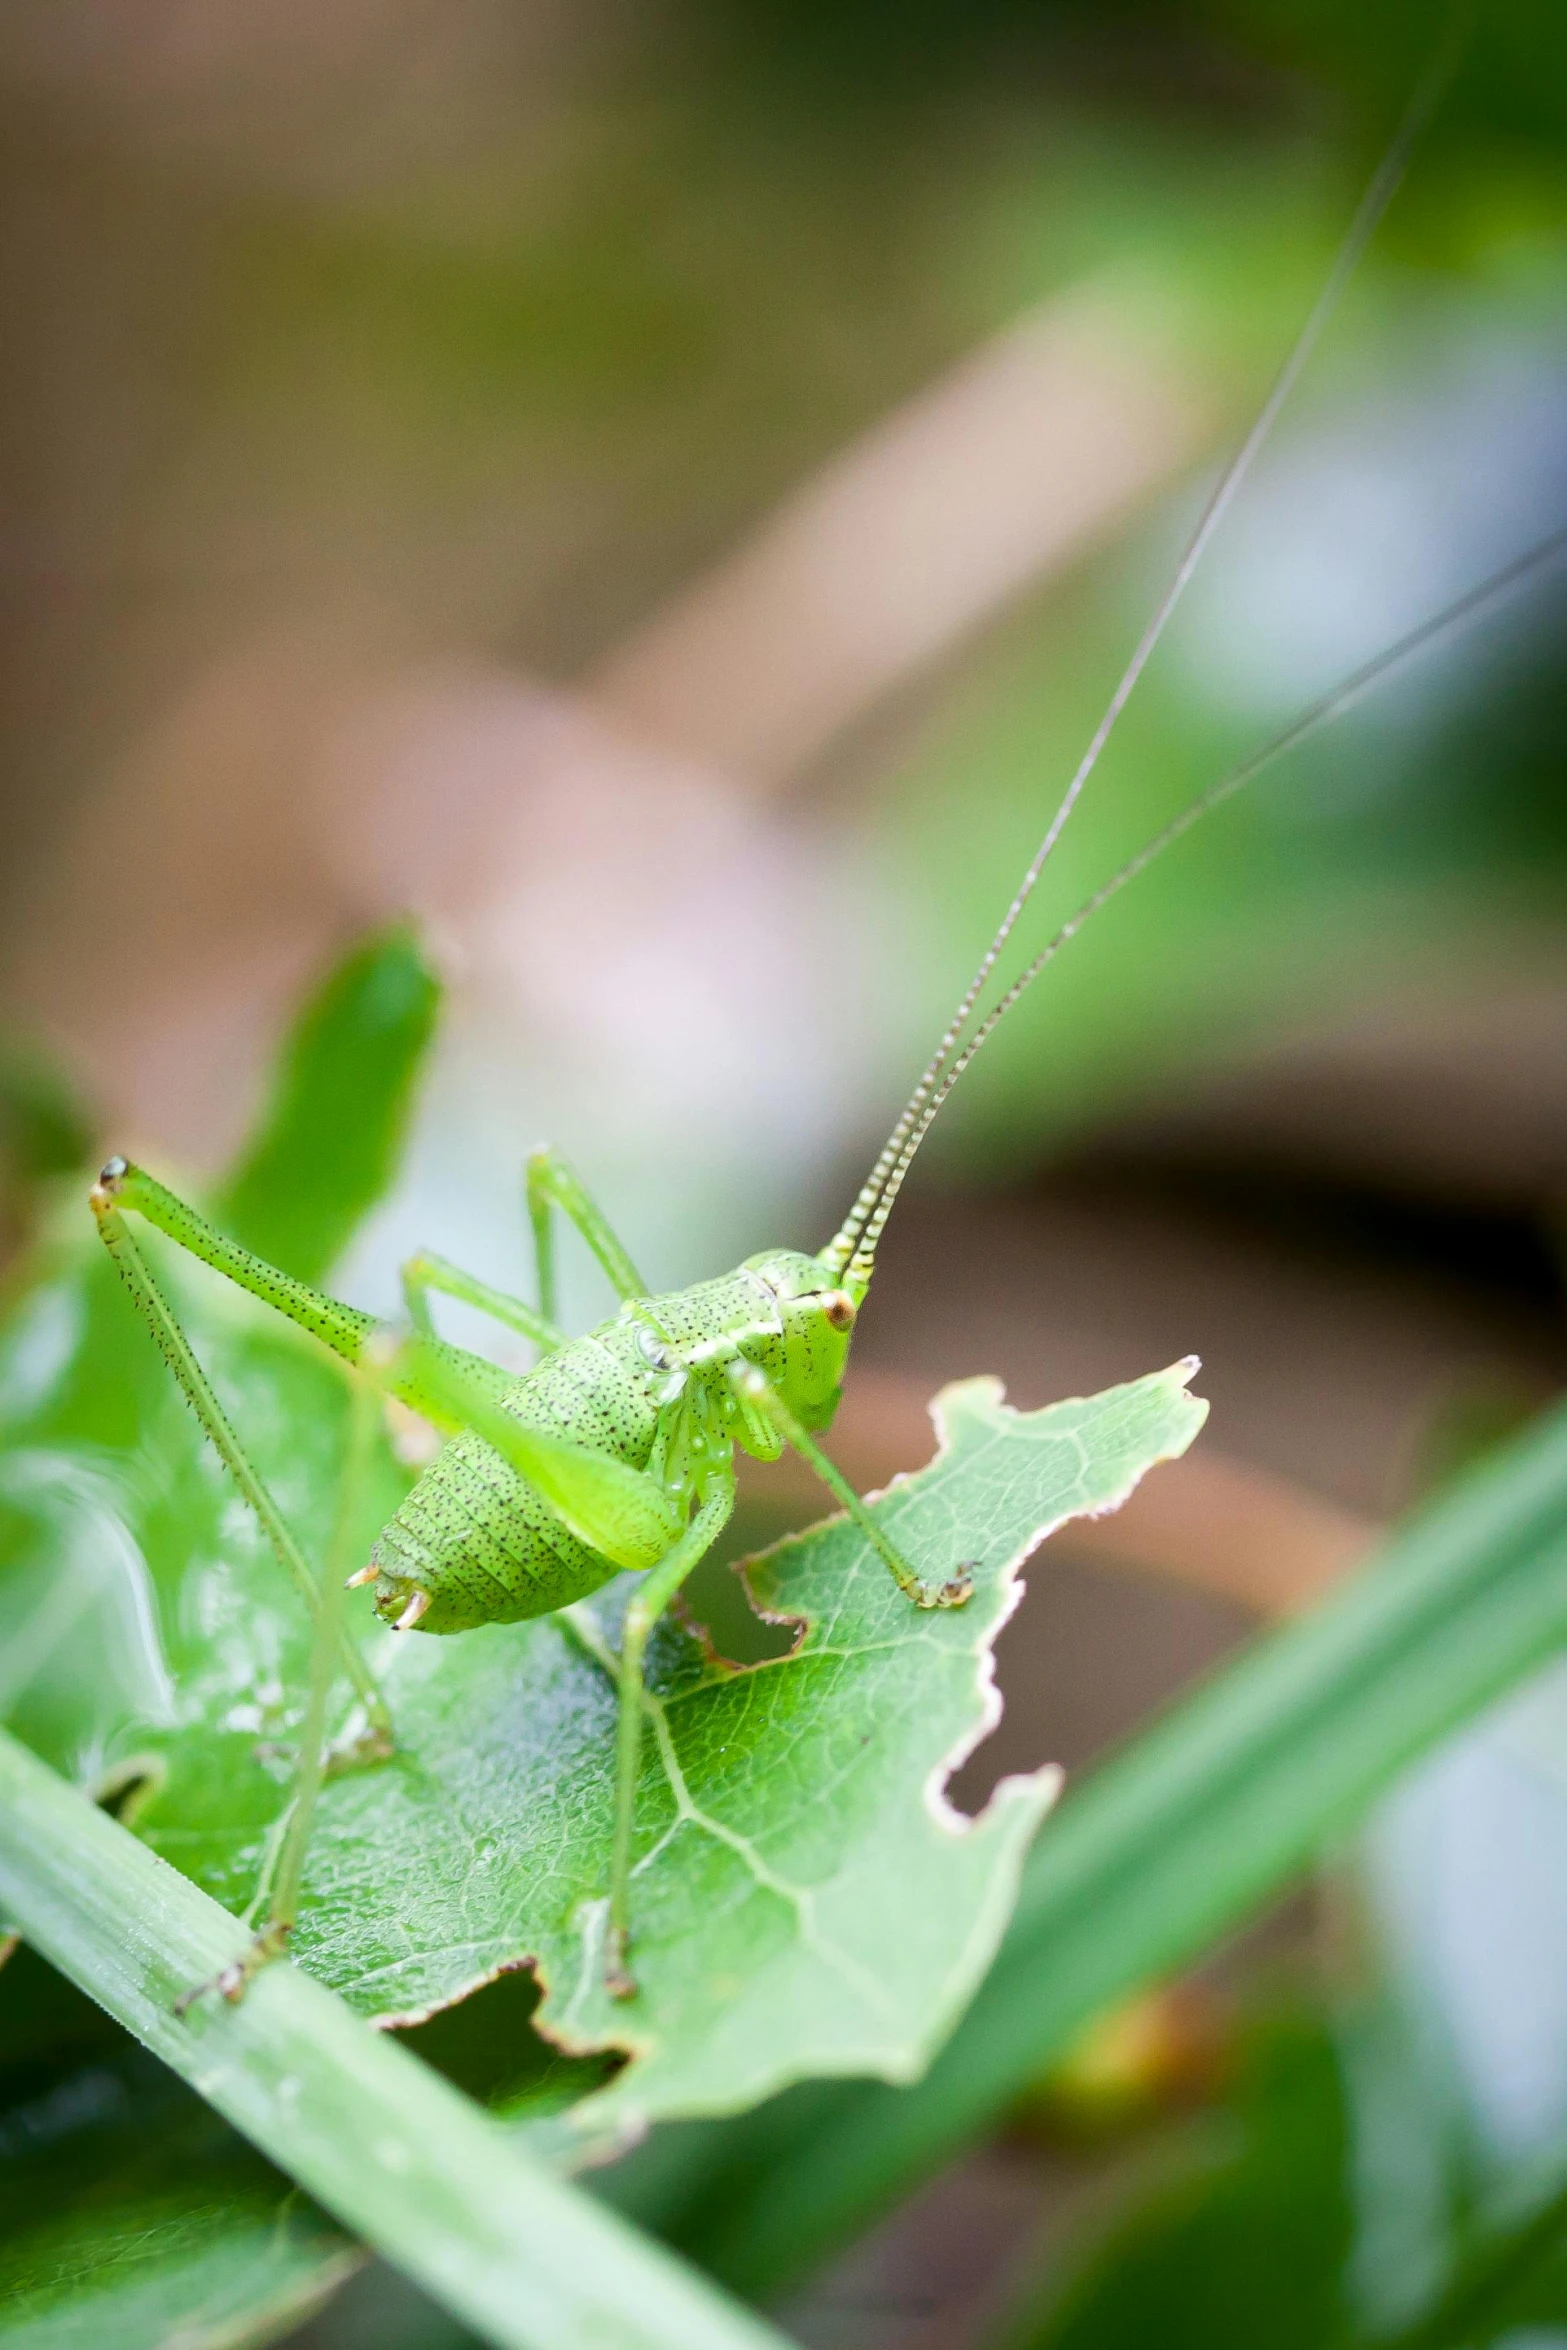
[684,1396,1567,2295]
[0,1727,789,2350]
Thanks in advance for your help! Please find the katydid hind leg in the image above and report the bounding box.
[95,1159,378,1369]
[95,1156,515,1442]
[91,1179,395,1743]
[371,1334,682,1582]
[175,1373,380,2014]
[605,1475,736,1999]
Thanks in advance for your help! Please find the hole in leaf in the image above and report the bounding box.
[89,1754,167,1828]
[679,1497,804,1666]
[391,1966,620,2119]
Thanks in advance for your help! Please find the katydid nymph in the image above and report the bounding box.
[89,40,1567,2011]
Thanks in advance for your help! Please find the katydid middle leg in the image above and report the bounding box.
[403,1148,648,1374]
[401,1250,564,1355]
[525,1146,648,1325]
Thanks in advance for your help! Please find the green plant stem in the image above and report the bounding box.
[678,1396,1567,2297]
[0,1727,787,2350]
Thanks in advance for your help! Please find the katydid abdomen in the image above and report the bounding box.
[371,1416,625,1634]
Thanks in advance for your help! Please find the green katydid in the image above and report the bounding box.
[88,38,1567,2008]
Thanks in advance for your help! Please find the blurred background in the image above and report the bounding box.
[1,0,1566,2343]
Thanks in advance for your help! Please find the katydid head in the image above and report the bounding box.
[742,1247,858,1431]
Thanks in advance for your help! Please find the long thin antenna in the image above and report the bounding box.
[839,519,1567,1282]
[824,15,1469,1279]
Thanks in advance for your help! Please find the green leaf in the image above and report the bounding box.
[0,1942,360,2350]
[4,1242,1203,2140]
[257,1366,1204,2145]
[0,1728,792,2350]
[214,923,440,1284]
[679,1391,1567,2296]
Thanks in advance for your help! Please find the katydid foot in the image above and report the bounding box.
[173,1920,292,2017]
[912,1567,977,1609]
[605,1926,637,2002]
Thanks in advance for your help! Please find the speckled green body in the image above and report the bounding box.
[370,1248,854,1636]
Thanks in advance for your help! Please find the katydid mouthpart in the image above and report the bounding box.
[90,21,1567,2008]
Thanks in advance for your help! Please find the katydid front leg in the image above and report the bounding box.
[729,1363,975,1610]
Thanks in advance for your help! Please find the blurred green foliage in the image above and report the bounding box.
[996,2011,1353,2350]
[216,923,439,1285]
[882,527,1567,1171]
[0,1047,91,1194]
[987,1987,1567,2350]
[702,0,1567,161]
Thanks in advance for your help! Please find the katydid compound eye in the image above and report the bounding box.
[822,1290,856,1332]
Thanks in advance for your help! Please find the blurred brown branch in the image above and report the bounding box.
[1,263,1215,1175]
[592,280,1209,783]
